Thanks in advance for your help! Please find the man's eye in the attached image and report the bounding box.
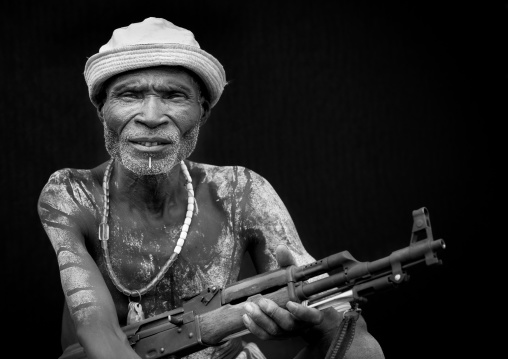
[120,92,139,99]
[163,92,186,100]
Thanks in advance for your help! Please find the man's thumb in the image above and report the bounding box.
[275,244,296,267]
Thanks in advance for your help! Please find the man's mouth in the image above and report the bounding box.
[134,141,163,147]
[128,138,173,152]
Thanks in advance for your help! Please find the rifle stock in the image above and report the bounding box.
[60,207,446,359]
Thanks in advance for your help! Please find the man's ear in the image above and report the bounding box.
[199,99,211,126]
[96,107,105,124]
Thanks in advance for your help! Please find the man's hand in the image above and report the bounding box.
[241,244,324,339]
[242,298,323,340]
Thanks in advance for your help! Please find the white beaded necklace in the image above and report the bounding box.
[99,158,195,323]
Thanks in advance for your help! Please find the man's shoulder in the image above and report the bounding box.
[187,161,279,208]
[38,165,103,218]
[188,161,268,187]
[40,166,100,197]
[44,167,94,185]
[188,161,245,177]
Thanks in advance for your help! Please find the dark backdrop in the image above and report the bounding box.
[1,1,504,358]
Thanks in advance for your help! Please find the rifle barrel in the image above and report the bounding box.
[299,239,445,299]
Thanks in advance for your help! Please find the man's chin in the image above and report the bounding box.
[118,153,179,176]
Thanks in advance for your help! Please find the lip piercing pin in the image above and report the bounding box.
[149,157,152,169]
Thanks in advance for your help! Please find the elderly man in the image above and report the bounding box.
[38,18,384,359]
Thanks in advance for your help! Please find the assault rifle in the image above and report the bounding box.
[60,207,445,359]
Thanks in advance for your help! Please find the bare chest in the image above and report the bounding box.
[94,199,248,322]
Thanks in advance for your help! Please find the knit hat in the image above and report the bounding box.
[84,17,227,108]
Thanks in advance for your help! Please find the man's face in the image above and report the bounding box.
[101,66,205,176]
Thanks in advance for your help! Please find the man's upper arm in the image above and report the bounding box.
[238,169,315,272]
[239,169,351,311]
[38,170,119,334]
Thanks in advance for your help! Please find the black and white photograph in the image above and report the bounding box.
[1,1,504,358]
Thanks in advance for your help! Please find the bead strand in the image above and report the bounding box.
[99,159,194,298]
[174,161,194,254]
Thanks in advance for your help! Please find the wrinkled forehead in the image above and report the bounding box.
[108,66,204,90]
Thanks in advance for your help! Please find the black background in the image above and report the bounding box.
[1,1,504,358]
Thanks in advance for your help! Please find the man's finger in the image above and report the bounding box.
[242,312,274,340]
[244,302,281,337]
[275,244,296,268]
[258,298,296,332]
[286,301,323,325]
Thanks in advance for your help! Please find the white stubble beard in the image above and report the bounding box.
[103,122,200,176]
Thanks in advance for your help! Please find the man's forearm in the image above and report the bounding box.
[76,323,141,359]
[296,307,343,359]
[296,308,384,359]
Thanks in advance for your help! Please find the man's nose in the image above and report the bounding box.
[135,96,170,128]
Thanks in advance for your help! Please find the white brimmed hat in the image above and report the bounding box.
[84,17,227,108]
